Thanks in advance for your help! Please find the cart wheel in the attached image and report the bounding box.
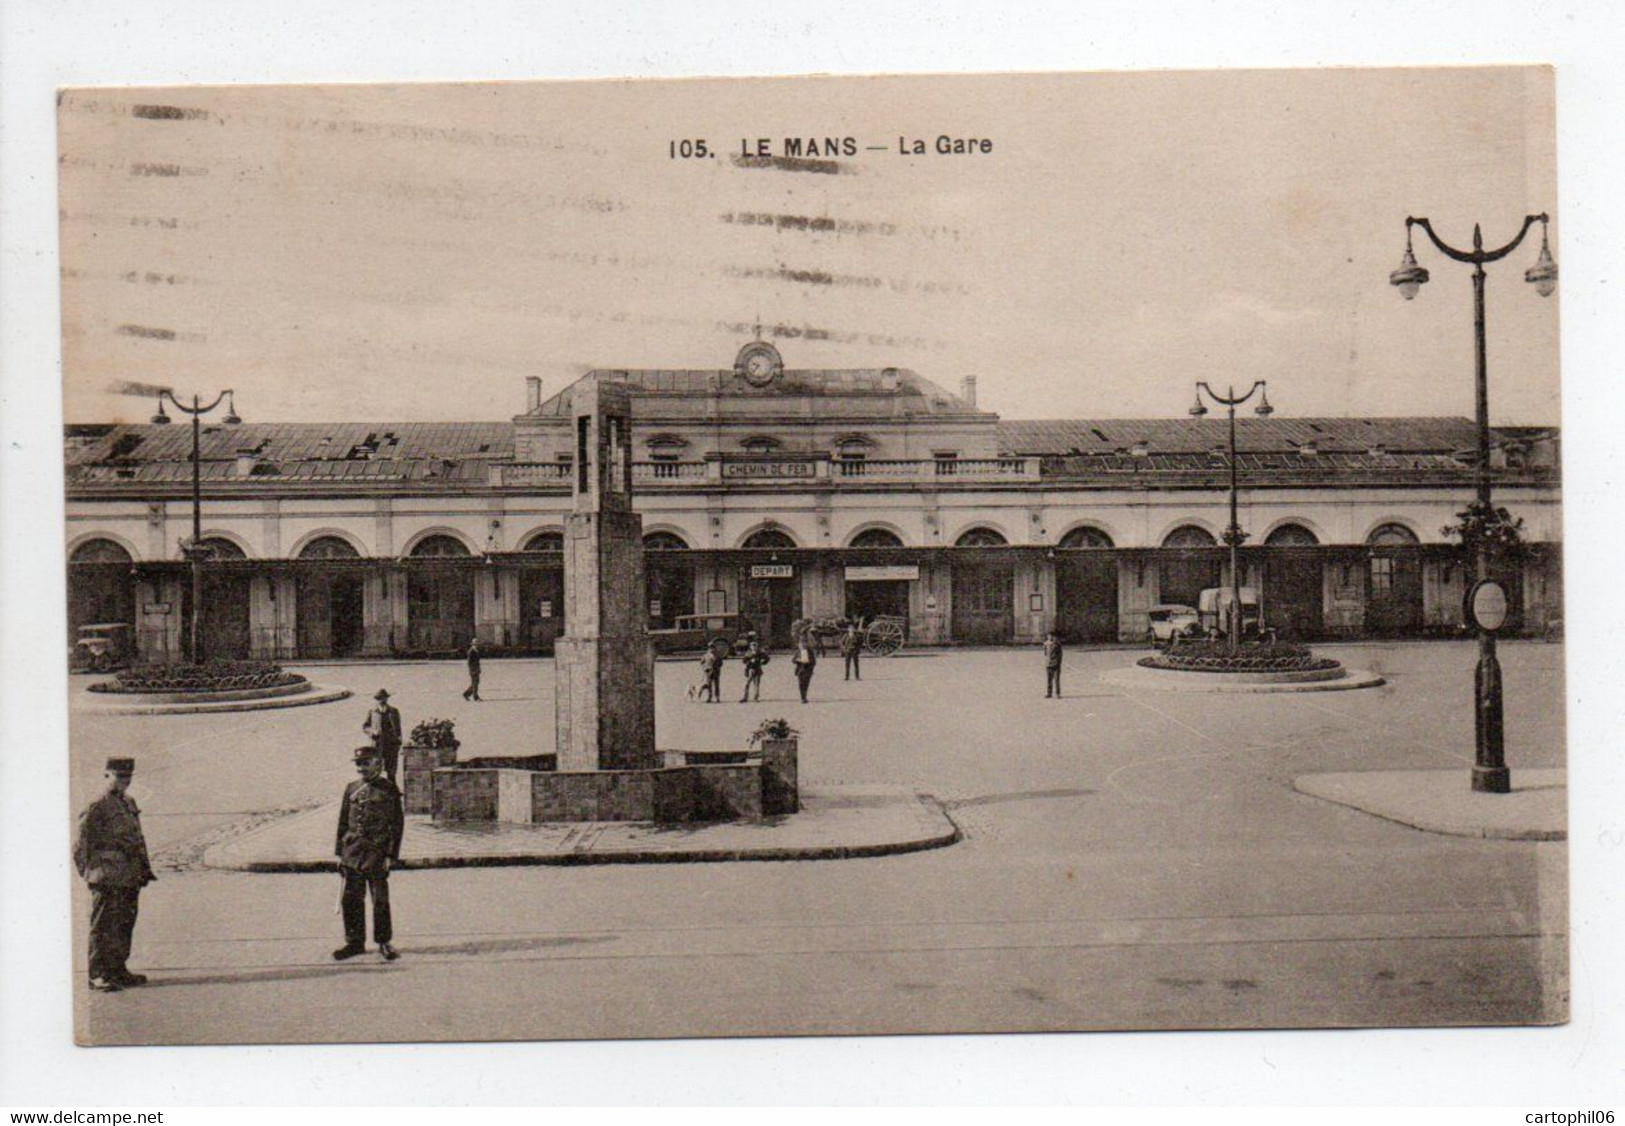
[864,619,905,656]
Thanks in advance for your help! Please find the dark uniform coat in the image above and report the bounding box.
[335,775,405,877]
[74,790,155,890]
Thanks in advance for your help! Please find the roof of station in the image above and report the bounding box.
[997,416,1488,456]
[522,367,991,419]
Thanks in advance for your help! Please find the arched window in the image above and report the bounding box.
[519,530,564,552]
[1059,526,1114,550]
[1366,523,1420,547]
[410,534,471,558]
[196,536,246,560]
[741,436,782,455]
[955,527,1008,547]
[1265,523,1319,547]
[70,538,133,565]
[297,535,360,560]
[741,528,797,550]
[1161,525,1217,549]
[850,527,904,548]
[643,531,689,551]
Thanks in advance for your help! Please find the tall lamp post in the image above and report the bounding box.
[149,389,242,664]
[1390,213,1557,793]
[1188,380,1274,653]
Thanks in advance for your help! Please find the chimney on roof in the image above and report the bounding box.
[1130,440,1149,458]
[960,375,977,407]
[234,449,259,477]
[526,376,543,412]
[880,367,900,392]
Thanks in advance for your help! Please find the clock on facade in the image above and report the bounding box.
[734,341,783,387]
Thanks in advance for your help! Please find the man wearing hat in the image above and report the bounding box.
[73,758,156,992]
[361,688,404,781]
[462,637,483,702]
[333,746,405,962]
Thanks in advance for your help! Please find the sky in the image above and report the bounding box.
[57,67,1559,426]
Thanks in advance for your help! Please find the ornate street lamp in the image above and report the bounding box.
[1189,381,1274,653]
[1391,213,1556,793]
[150,389,242,664]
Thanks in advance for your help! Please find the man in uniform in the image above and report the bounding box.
[362,688,404,781]
[1043,630,1063,698]
[462,637,483,702]
[73,757,156,992]
[333,746,406,962]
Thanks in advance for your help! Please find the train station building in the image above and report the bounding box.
[64,342,1562,662]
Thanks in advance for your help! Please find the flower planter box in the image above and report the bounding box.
[402,741,458,815]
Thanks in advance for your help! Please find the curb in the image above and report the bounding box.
[77,684,353,716]
[1293,771,1566,841]
[205,792,963,871]
[1099,667,1386,694]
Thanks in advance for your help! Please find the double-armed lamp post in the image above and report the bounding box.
[1188,380,1273,654]
[150,389,242,664]
[1389,213,1556,792]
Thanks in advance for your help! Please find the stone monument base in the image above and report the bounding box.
[425,739,799,824]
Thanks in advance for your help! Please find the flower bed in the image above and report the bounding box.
[1139,642,1341,674]
[89,660,308,694]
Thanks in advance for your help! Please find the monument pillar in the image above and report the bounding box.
[553,376,658,772]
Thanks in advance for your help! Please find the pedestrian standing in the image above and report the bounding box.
[1043,631,1063,699]
[74,757,156,992]
[333,746,405,962]
[792,630,818,703]
[706,639,727,703]
[362,688,404,781]
[840,620,862,681]
[740,639,769,702]
[462,637,482,701]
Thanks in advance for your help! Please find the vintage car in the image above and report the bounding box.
[1146,604,1202,646]
[71,622,135,672]
[648,612,760,656]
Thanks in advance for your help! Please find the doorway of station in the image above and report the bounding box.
[1365,552,1423,637]
[406,569,476,653]
[519,567,564,653]
[646,558,696,628]
[181,574,252,661]
[844,579,910,628]
[1263,554,1323,641]
[329,576,363,657]
[740,572,802,649]
[1055,553,1118,643]
[951,560,1014,644]
[296,571,362,657]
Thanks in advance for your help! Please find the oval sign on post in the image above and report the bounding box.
[1467,579,1510,633]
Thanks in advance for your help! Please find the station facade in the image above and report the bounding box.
[64,343,1562,662]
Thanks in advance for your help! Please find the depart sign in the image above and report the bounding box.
[845,565,919,582]
[750,564,794,579]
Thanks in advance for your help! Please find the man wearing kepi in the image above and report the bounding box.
[334,746,405,962]
[73,757,156,992]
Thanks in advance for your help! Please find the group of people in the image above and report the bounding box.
[694,619,866,705]
[76,686,416,990]
[75,629,1072,990]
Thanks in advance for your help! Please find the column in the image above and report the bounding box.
[476,567,521,648]
[1117,555,1158,641]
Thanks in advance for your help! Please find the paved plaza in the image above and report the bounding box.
[67,641,1567,1044]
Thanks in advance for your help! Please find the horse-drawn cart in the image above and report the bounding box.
[801,614,907,656]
